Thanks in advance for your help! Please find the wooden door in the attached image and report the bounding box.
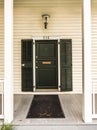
[35,40,58,89]
[60,39,72,91]
[21,39,33,91]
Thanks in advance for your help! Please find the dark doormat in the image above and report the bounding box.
[26,95,65,118]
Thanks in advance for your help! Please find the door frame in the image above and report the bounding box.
[32,37,61,92]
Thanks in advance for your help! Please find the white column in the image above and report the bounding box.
[82,0,92,122]
[4,0,13,123]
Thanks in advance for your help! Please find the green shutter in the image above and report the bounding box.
[21,39,33,91]
[60,39,72,91]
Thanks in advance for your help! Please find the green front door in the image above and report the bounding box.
[35,40,58,89]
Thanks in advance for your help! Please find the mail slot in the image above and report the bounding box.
[42,61,51,65]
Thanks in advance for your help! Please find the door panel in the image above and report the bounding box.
[37,43,56,59]
[60,39,72,91]
[21,39,33,91]
[36,40,58,89]
[36,69,57,88]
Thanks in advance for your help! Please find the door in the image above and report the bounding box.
[21,39,33,91]
[60,39,72,91]
[35,40,58,89]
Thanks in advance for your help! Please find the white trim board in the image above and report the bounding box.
[13,92,83,95]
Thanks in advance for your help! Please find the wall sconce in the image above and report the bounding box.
[42,14,50,29]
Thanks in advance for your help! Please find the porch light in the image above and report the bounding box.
[42,14,50,29]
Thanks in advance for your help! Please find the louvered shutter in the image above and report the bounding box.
[60,39,72,91]
[21,39,33,91]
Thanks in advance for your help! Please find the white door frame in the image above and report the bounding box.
[32,37,61,92]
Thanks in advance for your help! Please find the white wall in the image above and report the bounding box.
[2,0,97,93]
[92,0,97,92]
[0,0,4,92]
[13,0,82,93]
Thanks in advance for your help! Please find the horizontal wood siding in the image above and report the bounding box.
[1,0,96,93]
[0,0,4,91]
[13,0,82,93]
[92,0,97,92]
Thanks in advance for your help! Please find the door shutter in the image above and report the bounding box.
[60,39,72,91]
[21,39,33,91]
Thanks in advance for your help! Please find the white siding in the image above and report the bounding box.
[92,0,97,92]
[0,0,4,91]
[13,0,82,93]
[2,0,97,93]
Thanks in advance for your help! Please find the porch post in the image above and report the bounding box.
[4,0,13,123]
[82,0,92,122]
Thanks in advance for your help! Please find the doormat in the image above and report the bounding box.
[26,95,65,118]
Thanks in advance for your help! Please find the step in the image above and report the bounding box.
[14,124,97,130]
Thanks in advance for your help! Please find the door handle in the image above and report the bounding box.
[22,64,25,67]
[36,56,38,59]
